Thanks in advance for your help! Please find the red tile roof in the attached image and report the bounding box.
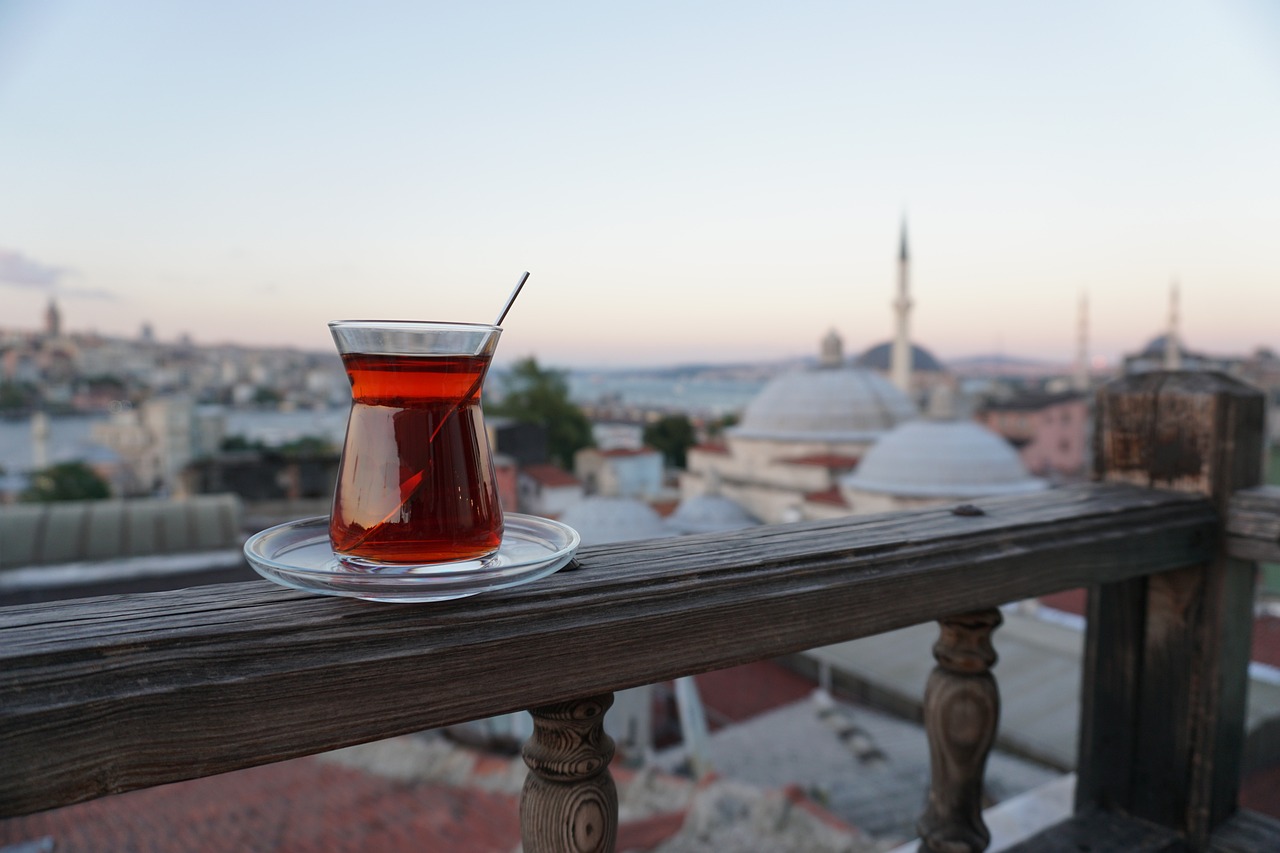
[0,755,523,853]
[781,453,861,470]
[520,464,582,487]
[804,486,850,507]
[690,443,730,455]
[599,447,660,458]
[650,499,680,518]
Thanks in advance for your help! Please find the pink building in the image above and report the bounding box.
[975,392,1089,480]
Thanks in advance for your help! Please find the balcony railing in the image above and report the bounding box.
[3,371,1280,852]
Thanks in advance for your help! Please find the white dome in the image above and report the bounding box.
[667,495,759,535]
[558,497,669,546]
[733,367,917,442]
[842,421,1046,498]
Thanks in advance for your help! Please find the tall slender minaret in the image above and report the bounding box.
[1072,291,1090,392]
[44,298,62,338]
[890,218,913,394]
[1163,280,1182,371]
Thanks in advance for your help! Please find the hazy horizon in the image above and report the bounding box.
[3,1,1278,367]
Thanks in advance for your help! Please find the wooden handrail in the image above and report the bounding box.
[1226,485,1280,564]
[0,482,1215,819]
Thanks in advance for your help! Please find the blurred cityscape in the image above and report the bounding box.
[4,233,1280,850]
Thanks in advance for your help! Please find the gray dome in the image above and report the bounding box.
[733,367,917,442]
[856,342,944,373]
[558,497,669,546]
[1140,334,1193,358]
[842,421,1046,498]
[667,495,759,535]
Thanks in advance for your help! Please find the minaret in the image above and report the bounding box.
[890,219,913,394]
[44,298,62,338]
[1072,291,1090,392]
[1163,280,1182,371]
[819,328,844,368]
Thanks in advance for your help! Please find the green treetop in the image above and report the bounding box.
[643,413,697,469]
[487,357,593,470]
[22,461,111,502]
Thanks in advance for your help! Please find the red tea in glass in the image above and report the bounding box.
[328,321,503,566]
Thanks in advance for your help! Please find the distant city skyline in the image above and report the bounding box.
[2,1,1278,368]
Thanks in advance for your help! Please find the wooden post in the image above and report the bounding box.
[520,693,618,853]
[1079,371,1265,846]
[918,608,1003,853]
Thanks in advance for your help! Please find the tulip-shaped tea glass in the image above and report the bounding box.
[328,320,504,568]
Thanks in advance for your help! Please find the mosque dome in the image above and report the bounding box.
[1139,334,1193,358]
[855,342,944,373]
[667,494,759,535]
[841,421,1046,499]
[732,367,917,442]
[558,497,669,546]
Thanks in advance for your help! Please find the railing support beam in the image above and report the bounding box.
[1081,371,1265,847]
[521,693,618,853]
[919,608,1003,853]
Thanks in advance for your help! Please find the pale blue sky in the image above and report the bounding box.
[2,1,1278,367]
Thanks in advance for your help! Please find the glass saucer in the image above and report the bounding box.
[244,513,580,603]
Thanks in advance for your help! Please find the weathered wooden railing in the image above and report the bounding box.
[3,372,1279,852]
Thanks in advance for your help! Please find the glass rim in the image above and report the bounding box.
[328,319,502,333]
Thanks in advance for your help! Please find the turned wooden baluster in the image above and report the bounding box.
[521,693,618,853]
[918,608,1002,853]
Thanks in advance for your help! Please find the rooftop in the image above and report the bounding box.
[519,463,582,487]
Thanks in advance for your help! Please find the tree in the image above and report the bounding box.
[0,381,37,414]
[22,461,111,502]
[643,413,697,469]
[252,386,282,406]
[221,434,266,452]
[706,412,740,440]
[487,357,593,469]
[279,435,338,456]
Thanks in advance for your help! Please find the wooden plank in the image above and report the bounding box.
[1226,485,1280,564]
[999,810,1188,853]
[0,483,1215,818]
[1081,371,1266,846]
[1076,574,1146,811]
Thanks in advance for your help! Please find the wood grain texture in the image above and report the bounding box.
[520,694,617,853]
[1082,371,1265,846]
[1,483,1216,817]
[917,609,1002,853]
[1226,485,1280,564]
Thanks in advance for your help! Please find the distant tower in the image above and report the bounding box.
[44,298,61,338]
[1072,291,1090,392]
[1164,280,1182,371]
[890,219,913,394]
[819,328,844,368]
